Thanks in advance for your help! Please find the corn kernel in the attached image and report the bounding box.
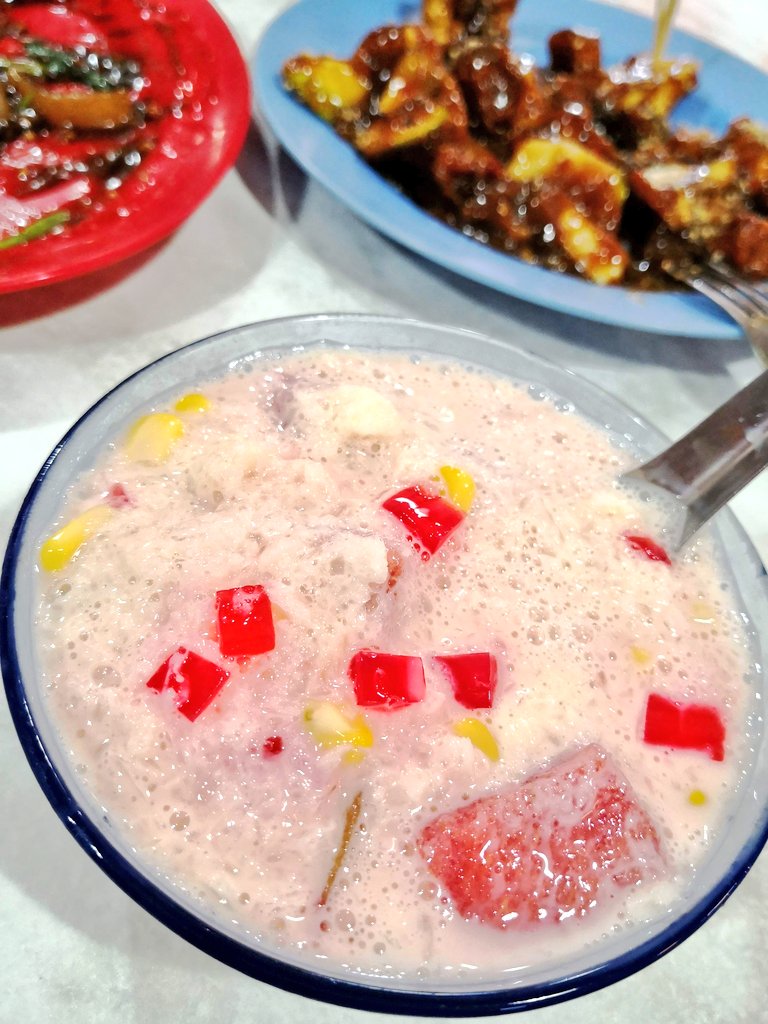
[630,645,652,666]
[343,749,366,766]
[40,505,112,572]
[453,718,499,761]
[689,789,707,806]
[439,465,475,513]
[124,413,184,464]
[174,392,211,414]
[303,702,374,749]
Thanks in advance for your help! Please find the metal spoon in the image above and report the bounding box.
[621,370,768,552]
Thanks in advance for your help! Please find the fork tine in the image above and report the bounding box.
[701,262,768,319]
[663,257,768,366]
[672,267,755,324]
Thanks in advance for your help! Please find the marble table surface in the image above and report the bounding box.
[1,1,766,1022]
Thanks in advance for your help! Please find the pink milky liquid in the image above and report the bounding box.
[35,349,755,983]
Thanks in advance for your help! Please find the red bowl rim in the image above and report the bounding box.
[0,0,251,294]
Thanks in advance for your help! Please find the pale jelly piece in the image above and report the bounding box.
[294,384,402,441]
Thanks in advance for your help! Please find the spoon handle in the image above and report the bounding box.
[624,370,768,548]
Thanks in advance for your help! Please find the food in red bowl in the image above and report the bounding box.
[0,0,250,292]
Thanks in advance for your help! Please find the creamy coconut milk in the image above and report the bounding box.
[35,348,754,981]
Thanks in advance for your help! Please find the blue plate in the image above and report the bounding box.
[253,0,768,340]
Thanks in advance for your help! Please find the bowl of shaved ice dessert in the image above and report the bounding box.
[2,314,768,1015]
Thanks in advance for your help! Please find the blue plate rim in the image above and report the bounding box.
[2,313,768,1015]
[251,0,768,341]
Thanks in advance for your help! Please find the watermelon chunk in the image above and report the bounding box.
[418,745,665,929]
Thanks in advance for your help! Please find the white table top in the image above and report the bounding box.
[1,1,766,1022]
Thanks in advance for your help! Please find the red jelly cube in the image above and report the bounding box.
[382,485,464,559]
[262,735,284,757]
[105,483,133,509]
[435,653,498,709]
[146,647,230,722]
[215,585,275,658]
[643,692,725,761]
[418,745,665,929]
[349,649,426,710]
[624,532,672,565]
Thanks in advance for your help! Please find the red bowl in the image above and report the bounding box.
[0,0,251,294]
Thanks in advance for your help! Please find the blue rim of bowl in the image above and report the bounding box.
[253,0,768,341]
[2,313,767,1016]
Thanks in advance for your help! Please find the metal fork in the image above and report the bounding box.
[664,259,768,367]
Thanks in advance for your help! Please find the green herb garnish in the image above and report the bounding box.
[0,210,71,251]
[23,41,141,91]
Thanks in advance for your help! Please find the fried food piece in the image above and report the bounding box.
[549,29,601,76]
[377,35,454,115]
[433,138,531,245]
[423,0,519,47]
[352,24,430,90]
[434,135,504,187]
[723,119,768,209]
[286,25,467,158]
[506,137,628,230]
[503,137,629,279]
[354,104,453,158]
[597,55,697,126]
[717,213,768,277]
[283,55,370,124]
[452,41,551,140]
[632,125,720,167]
[531,187,629,283]
[549,105,622,163]
[536,188,630,282]
[505,139,630,284]
[354,38,468,158]
[346,23,468,157]
[630,159,741,234]
[0,84,11,130]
